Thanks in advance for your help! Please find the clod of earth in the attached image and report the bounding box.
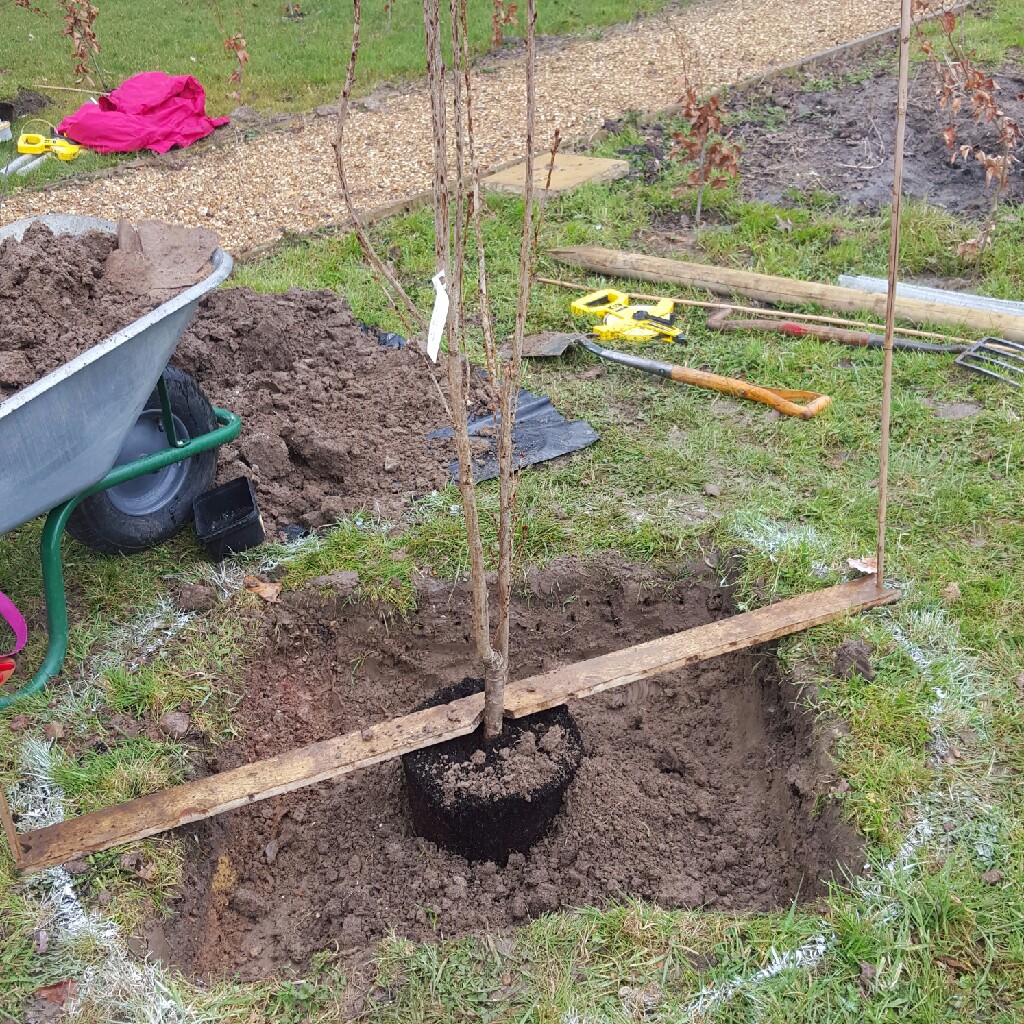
[173,582,219,613]
[158,711,190,739]
[834,638,875,682]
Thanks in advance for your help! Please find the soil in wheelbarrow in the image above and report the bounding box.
[0,220,220,401]
[159,556,862,987]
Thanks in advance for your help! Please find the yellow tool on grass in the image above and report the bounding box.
[571,287,685,342]
[17,133,82,161]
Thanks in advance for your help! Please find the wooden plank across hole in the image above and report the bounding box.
[14,577,897,872]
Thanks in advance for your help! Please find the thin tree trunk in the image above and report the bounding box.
[338,0,541,744]
[876,0,913,587]
[694,138,707,227]
[422,0,497,681]
[488,0,537,740]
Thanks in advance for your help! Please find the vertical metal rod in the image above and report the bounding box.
[876,0,914,588]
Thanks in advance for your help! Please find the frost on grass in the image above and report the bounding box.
[8,739,199,1024]
[854,601,1002,913]
[103,599,194,673]
[681,934,830,1019]
[726,511,836,585]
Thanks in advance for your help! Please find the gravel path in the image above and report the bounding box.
[1,0,902,253]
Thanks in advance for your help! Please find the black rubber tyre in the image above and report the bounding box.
[67,367,219,555]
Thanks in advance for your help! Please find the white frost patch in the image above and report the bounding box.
[731,515,825,559]
[8,739,197,1023]
[729,513,832,578]
[680,935,830,1019]
[95,597,194,673]
[170,529,322,600]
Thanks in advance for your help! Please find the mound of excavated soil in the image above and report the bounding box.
[0,222,474,528]
[174,287,468,529]
[161,557,861,984]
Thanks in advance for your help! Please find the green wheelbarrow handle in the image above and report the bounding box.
[0,408,241,713]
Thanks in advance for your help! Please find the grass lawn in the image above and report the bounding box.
[2,4,1023,1022]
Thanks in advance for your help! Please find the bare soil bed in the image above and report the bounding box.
[161,557,861,986]
[0,223,465,530]
[611,44,1023,219]
[729,47,1024,215]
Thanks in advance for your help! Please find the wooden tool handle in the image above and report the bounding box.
[669,366,832,419]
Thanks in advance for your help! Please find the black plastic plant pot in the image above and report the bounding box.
[402,677,584,865]
[193,476,265,561]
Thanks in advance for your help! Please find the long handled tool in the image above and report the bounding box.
[523,332,832,420]
[709,307,1024,386]
[955,337,1024,387]
[707,307,967,354]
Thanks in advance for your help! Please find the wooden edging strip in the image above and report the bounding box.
[505,576,897,717]
[15,577,897,872]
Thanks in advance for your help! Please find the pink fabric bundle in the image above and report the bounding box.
[58,72,230,154]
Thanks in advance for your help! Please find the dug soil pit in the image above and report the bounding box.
[162,556,862,984]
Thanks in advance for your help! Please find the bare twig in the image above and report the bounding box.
[333,0,427,337]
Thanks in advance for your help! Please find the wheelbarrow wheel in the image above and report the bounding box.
[67,367,219,555]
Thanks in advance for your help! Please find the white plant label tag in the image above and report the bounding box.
[426,270,449,363]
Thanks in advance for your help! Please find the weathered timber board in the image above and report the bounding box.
[15,578,897,872]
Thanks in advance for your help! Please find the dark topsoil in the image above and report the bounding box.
[160,557,861,987]
[729,51,1024,215]
[613,44,1023,217]
[0,223,470,529]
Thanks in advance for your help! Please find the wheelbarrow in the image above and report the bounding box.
[0,214,242,710]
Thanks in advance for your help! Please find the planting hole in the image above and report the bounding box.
[162,557,861,982]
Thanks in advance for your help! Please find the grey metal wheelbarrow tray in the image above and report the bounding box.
[0,214,233,535]
[0,214,240,711]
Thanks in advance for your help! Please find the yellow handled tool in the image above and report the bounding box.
[578,337,831,419]
[521,332,832,420]
[571,287,685,343]
[17,133,82,161]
